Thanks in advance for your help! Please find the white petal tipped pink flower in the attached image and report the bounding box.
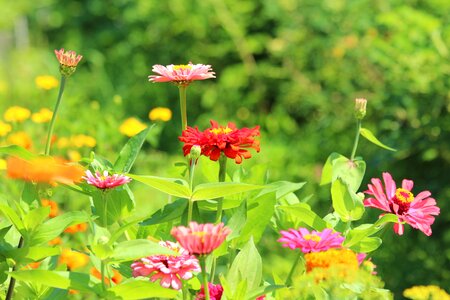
[148,63,215,86]
[131,241,201,290]
[278,228,344,253]
[171,222,231,256]
[83,170,131,189]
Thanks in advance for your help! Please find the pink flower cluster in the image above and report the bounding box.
[278,228,344,253]
[131,241,200,290]
[196,283,223,300]
[149,63,215,85]
[171,222,231,255]
[83,170,131,189]
[54,48,83,67]
[364,172,440,236]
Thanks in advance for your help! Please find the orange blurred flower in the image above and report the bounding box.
[48,237,62,246]
[59,249,89,270]
[22,261,41,270]
[4,106,31,122]
[7,131,33,149]
[90,267,123,285]
[64,222,88,234]
[41,199,59,218]
[6,156,84,184]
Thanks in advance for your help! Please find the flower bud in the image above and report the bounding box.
[189,145,202,160]
[54,48,83,77]
[354,98,367,120]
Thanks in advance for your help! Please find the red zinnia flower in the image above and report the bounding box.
[364,172,440,236]
[179,120,260,164]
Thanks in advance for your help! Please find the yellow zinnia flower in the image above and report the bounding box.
[4,106,31,123]
[7,131,32,149]
[149,107,172,122]
[31,108,53,123]
[35,75,59,90]
[119,117,147,137]
[0,159,6,170]
[70,134,96,148]
[0,121,12,137]
[404,285,450,300]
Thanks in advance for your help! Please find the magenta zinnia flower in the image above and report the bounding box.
[364,172,440,236]
[131,241,200,290]
[179,120,260,164]
[83,170,131,189]
[149,63,215,86]
[171,222,231,256]
[195,283,224,300]
[278,228,344,253]
[54,48,83,67]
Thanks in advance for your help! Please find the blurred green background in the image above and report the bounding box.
[0,0,449,297]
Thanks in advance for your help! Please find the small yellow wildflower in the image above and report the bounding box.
[149,107,172,122]
[35,75,59,90]
[7,131,32,149]
[31,108,53,123]
[0,121,12,137]
[0,159,6,170]
[119,117,147,137]
[56,137,70,149]
[70,134,96,148]
[404,285,450,300]
[4,106,31,123]
[67,150,82,162]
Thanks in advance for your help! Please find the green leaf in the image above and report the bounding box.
[110,239,175,262]
[344,214,398,248]
[236,192,277,245]
[320,152,344,185]
[331,178,365,222]
[245,285,285,300]
[108,279,178,299]
[228,237,262,291]
[24,207,50,231]
[278,204,331,231]
[114,126,153,173]
[331,158,366,192]
[21,182,39,205]
[4,247,60,262]
[360,128,396,151]
[0,204,25,234]
[140,198,188,226]
[29,212,90,246]
[350,236,382,252]
[0,145,37,160]
[128,174,191,199]
[258,181,306,200]
[91,185,135,226]
[226,201,247,241]
[191,182,263,201]
[8,270,99,293]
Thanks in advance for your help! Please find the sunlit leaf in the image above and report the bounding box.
[360,128,396,151]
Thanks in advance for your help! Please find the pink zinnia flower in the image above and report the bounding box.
[149,63,215,86]
[131,241,200,290]
[54,48,83,67]
[179,120,260,164]
[278,228,344,253]
[364,172,440,236]
[171,222,231,256]
[83,170,131,189]
[195,283,224,300]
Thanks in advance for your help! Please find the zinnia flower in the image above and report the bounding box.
[0,121,12,136]
[7,131,33,149]
[31,108,53,123]
[179,120,260,164]
[196,283,224,300]
[64,222,88,234]
[59,248,89,270]
[35,75,59,90]
[304,249,359,274]
[83,170,131,189]
[119,117,147,137]
[4,106,31,122]
[149,63,215,86]
[278,228,344,253]
[70,134,97,148]
[41,199,59,218]
[7,156,84,184]
[54,48,83,77]
[364,172,440,236]
[403,285,450,300]
[149,107,172,122]
[131,241,200,290]
[171,222,231,256]
[91,267,123,285]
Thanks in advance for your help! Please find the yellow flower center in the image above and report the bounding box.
[304,249,359,273]
[210,127,233,135]
[173,64,192,71]
[303,234,322,242]
[394,188,414,204]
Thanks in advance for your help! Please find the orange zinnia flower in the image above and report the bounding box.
[90,267,123,285]
[48,237,62,246]
[59,249,89,270]
[6,156,84,184]
[64,222,88,234]
[41,199,59,218]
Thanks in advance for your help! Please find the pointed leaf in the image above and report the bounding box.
[350,236,382,253]
[320,152,345,185]
[331,178,365,222]
[91,185,135,226]
[4,246,60,262]
[24,207,50,231]
[360,128,396,151]
[278,204,330,231]
[192,182,263,201]
[128,174,191,199]
[108,279,178,299]
[0,205,25,234]
[0,145,37,160]
[140,198,188,226]
[228,238,262,291]
[114,126,153,173]
[111,239,176,262]
[331,158,366,192]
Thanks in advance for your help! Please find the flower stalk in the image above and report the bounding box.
[199,256,211,300]
[285,251,303,287]
[215,154,227,223]
[179,85,188,131]
[44,75,66,155]
[350,119,361,161]
[5,237,24,300]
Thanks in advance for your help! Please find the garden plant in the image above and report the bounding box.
[0,48,447,300]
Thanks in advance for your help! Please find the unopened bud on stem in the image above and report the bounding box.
[354,98,367,120]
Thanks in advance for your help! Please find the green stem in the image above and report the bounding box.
[103,192,108,228]
[44,75,66,155]
[215,154,227,223]
[186,159,197,225]
[187,199,194,225]
[350,119,362,161]
[5,237,24,300]
[100,260,107,292]
[210,258,217,283]
[182,282,189,300]
[285,251,302,287]
[178,85,188,131]
[199,257,210,300]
